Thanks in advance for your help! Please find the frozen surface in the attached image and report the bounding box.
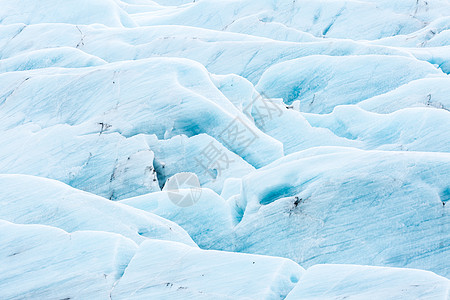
[0,220,138,300]
[358,77,450,113]
[1,0,449,298]
[0,0,137,27]
[0,23,414,84]
[233,148,450,277]
[286,264,450,300]
[124,148,450,277]
[0,220,305,300]
[0,124,161,200]
[121,188,236,250]
[145,134,255,193]
[111,239,304,300]
[302,106,450,152]
[0,58,283,167]
[132,0,427,40]
[256,55,444,113]
[0,174,195,246]
[0,47,106,73]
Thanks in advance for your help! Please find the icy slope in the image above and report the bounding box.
[302,106,450,152]
[0,24,415,83]
[2,213,446,300]
[132,0,425,40]
[233,148,449,276]
[0,220,138,300]
[0,174,195,246]
[0,58,283,168]
[1,215,447,299]
[0,125,161,199]
[1,0,449,298]
[121,187,236,250]
[123,147,450,277]
[111,239,303,299]
[285,264,450,300]
[256,54,444,113]
[144,134,255,193]
[0,220,303,300]
[358,77,450,113]
[0,0,137,27]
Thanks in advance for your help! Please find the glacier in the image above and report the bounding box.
[0,0,449,299]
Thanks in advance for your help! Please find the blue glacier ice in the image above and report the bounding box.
[0,0,449,299]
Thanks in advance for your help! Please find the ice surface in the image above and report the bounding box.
[0,219,305,299]
[286,264,450,300]
[358,77,450,113]
[0,0,137,27]
[372,16,450,47]
[0,124,161,199]
[0,220,138,300]
[256,54,445,113]
[132,0,426,40]
[1,0,449,298]
[121,188,235,250]
[0,174,195,246]
[0,47,106,73]
[0,23,415,84]
[233,148,450,277]
[144,134,255,193]
[122,147,450,277]
[2,218,446,299]
[0,58,283,167]
[111,239,304,300]
[302,106,450,152]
